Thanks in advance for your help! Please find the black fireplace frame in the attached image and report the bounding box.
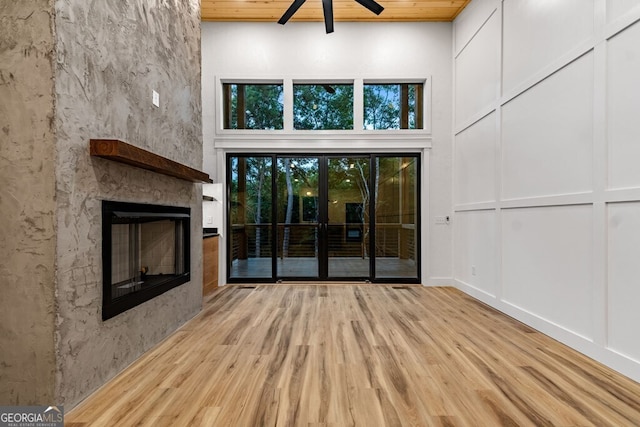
[102,200,191,320]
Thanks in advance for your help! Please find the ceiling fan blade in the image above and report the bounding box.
[278,0,307,25]
[354,0,384,15]
[322,0,334,33]
[322,84,335,94]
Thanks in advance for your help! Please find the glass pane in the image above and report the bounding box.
[293,84,354,130]
[229,156,274,279]
[375,156,419,279]
[327,157,370,278]
[277,157,319,278]
[364,83,423,130]
[223,83,283,129]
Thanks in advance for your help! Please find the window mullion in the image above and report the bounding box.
[223,84,232,129]
[400,83,409,129]
[354,78,364,131]
[416,84,424,130]
[237,84,246,129]
[284,78,294,131]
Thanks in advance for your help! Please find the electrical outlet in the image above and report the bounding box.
[152,90,160,108]
[471,265,477,276]
[435,216,446,224]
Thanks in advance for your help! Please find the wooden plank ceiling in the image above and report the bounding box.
[201,0,471,22]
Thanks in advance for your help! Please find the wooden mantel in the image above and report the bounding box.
[90,139,212,183]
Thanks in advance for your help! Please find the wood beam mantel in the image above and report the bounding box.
[90,139,212,183]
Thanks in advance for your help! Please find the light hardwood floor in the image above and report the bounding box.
[66,285,640,426]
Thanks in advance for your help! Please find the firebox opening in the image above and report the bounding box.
[102,201,191,320]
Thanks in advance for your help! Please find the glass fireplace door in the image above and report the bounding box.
[102,201,190,320]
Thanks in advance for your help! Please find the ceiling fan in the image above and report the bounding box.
[278,0,384,34]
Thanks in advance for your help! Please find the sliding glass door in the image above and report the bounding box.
[227,154,420,283]
[276,157,320,279]
[374,156,419,278]
[228,156,274,280]
[327,156,371,279]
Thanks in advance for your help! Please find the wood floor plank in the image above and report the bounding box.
[67,285,640,426]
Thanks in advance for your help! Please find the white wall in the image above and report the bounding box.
[203,183,224,234]
[453,0,640,382]
[202,22,453,285]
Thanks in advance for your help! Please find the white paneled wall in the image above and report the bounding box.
[608,202,640,362]
[502,206,593,338]
[607,0,640,23]
[454,210,497,297]
[607,21,640,189]
[502,0,594,94]
[453,0,501,54]
[454,11,500,126]
[501,53,594,200]
[454,112,496,205]
[454,0,640,382]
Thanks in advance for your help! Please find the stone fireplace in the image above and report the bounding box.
[102,201,191,320]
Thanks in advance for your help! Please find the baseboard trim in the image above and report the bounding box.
[454,278,640,383]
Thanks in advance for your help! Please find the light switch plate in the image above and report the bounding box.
[152,90,160,108]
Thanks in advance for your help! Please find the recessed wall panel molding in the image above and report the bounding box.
[454,210,498,296]
[455,12,500,127]
[607,202,640,362]
[454,112,497,205]
[607,0,640,24]
[502,0,595,94]
[454,0,499,55]
[502,53,594,200]
[502,205,593,339]
[607,21,640,190]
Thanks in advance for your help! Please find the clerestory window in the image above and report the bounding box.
[223,83,284,130]
[221,80,425,131]
[364,83,424,130]
[293,83,354,130]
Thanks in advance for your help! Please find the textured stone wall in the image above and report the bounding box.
[52,0,203,407]
[0,1,57,405]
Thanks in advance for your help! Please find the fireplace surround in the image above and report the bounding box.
[102,200,191,320]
